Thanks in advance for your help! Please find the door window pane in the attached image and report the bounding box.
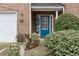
[41,16,48,29]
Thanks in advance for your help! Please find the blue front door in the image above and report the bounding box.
[40,15,51,37]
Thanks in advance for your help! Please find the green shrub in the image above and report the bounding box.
[55,13,79,31]
[31,32,39,41]
[7,43,26,56]
[31,33,39,46]
[44,30,79,56]
[7,43,20,56]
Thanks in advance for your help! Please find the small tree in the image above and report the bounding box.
[55,13,79,31]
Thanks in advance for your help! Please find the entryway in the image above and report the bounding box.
[31,11,55,37]
[31,11,63,37]
[31,3,64,37]
[39,15,52,37]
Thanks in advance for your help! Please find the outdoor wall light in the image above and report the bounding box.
[20,13,24,23]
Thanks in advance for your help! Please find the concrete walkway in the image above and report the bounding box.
[0,43,10,50]
[25,43,50,56]
[0,43,10,56]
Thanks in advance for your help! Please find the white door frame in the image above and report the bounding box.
[38,14,53,36]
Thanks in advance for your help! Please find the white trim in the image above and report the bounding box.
[0,11,17,14]
[32,6,64,11]
[63,7,65,13]
[56,10,58,19]
[38,15,52,37]
[32,6,64,9]
[50,15,52,33]
[49,15,51,33]
[51,15,54,32]
[29,3,31,38]
[38,15,40,36]
[32,8,63,11]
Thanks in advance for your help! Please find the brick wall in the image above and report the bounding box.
[1,3,79,35]
[0,3,30,34]
[65,3,79,17]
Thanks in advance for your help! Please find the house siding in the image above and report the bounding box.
[65,3,79,17]
[0,3,30,34]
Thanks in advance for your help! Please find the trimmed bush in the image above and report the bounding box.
[55,13,79,31]
[44,30,79,56]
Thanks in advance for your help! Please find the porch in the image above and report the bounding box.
[31,3,64,37]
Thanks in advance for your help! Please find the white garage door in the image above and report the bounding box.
[0,12,17,42]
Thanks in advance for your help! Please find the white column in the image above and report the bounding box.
[63,7,65,13]
[29,3,31,38]
[56,10,58,19]
[50,15,54,33]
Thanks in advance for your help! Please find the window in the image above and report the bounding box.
[41,16,49,30]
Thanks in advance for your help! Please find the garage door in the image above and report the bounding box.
[0,12,17,42]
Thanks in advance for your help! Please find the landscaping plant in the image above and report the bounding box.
[31,32,39,41]
[44,30,79,56]
[7,43,20,56]
[16,33,31,50]
[55,13,79,31]
[7,42,26,56]
[31,32,39,46]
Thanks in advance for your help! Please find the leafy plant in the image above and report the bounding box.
[32,16,38,33]
[30,32,39,46]
[31,32,39,41]
[7,43,20,56]
[7,43,26,56]
[16,33,31,49]
[55,13,79,31]
[44,30,79,56]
